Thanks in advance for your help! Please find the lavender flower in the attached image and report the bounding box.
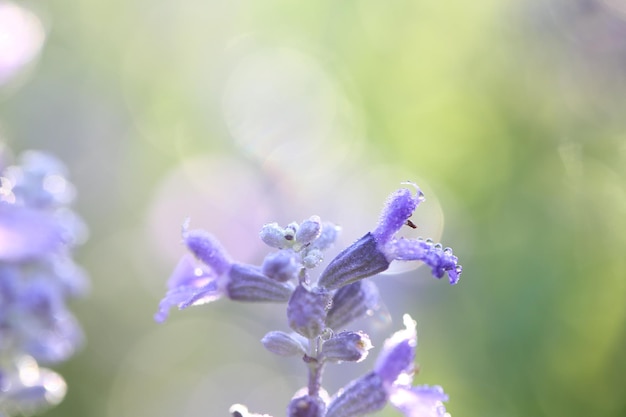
[156,183,462,417]
[0,150,88,416]
[154,226,294,322]
[326,315,449,417]
[319,184,461,289]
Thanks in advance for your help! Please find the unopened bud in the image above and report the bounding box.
[321,331,372,363]
[295,216,322,245]
[260,223,286,249]
[287,284,331,339]
[287,395,326,417]
[262,251,300,282]
[261,331,307,357]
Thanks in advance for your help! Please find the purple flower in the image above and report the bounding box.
[155,230,293,323]
[156,181,461,416]
[375,315,450,417]
[154,254,220,323]
[326,315,450,417]
[318,184,462,289]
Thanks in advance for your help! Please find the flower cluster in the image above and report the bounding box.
[156,183,461,417]
[0,150,88,416]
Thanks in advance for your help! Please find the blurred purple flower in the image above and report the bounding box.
[0,150,88,414]
[0,204,62,262]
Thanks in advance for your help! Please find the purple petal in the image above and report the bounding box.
[374,315,417,385]
[384,238,462,285]
[166,254,212,289]
[372,186,423,245]
[389,385,450,417]
[154,279,223,323]
[184,229,232,275]
[0,204,62,262]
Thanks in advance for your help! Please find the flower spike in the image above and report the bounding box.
[156,181,461,416]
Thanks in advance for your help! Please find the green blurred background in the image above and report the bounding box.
[2,0,626,416]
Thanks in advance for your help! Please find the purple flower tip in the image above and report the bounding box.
[373,185,424,245]
[183,228,232,275]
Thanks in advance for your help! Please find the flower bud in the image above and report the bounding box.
[325,280,381,330]
[301,248,323,269]
[287,395,326,417]
[287,284,331,339]
[321,331,372,363]
[317,233,389,290]
[261,331,307,357]
[260,222,286,249]
[262,251,299,282]
[295,216,322,245]
[311,222,340,251]
[227,263,293,302]
[229,404,273,417]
